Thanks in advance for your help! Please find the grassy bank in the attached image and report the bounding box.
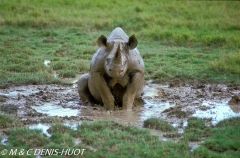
[1,0,240,47]
[1,114,240,157]
[0,0,240,86]
[0,26,239,86]
[1,0,240,85]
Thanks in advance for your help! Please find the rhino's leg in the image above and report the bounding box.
[77,73,94,104]
[88,73,115,110]
[122,71,144,111]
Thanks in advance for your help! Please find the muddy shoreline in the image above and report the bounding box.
[1,80,239,126]
[1,80,240,150]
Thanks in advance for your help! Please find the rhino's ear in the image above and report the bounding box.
[97,35,107,47]
[127,35,138,50]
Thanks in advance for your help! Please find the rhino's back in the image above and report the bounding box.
[107,27,129,42]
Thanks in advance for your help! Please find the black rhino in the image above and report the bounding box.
[77,27,145,111]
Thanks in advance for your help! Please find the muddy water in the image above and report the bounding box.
[0,80,239,126]
[32,103,79,117]
[1,77,240,148]
[29,124,51,137]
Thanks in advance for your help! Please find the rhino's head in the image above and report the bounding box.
[97,35,138,78]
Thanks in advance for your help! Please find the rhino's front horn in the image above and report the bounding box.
[114,45,122,63]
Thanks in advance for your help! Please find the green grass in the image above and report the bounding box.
[203,117,240,153]
[71,121,189,158]
[0,27,92,85]
[0,0,239,48]
[210,51,240,75]
[48,123,75,146]
[0,26,239,85]
[0,0,240,85]
[182,117,213,142]
[193,117,240,158]
[1,118,191,157]
[1,115,240,158]
[8,127,50,149]
[140,44,240,84]
[0,114,20,128]
[143,117,176,132]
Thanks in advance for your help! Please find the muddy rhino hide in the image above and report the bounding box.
[111,84,144,108]
[111,83,126,106]
[77,27,145,111]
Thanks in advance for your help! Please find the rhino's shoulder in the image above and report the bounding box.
[107,27,129,42]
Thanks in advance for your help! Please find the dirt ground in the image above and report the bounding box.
[1,80,239,128]
[0,78,239,151]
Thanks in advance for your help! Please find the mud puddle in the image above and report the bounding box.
[32,103,79,117]
[1,79,240,150]
[29,124,51,137]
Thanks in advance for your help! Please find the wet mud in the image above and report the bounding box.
[1,79,240,148]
